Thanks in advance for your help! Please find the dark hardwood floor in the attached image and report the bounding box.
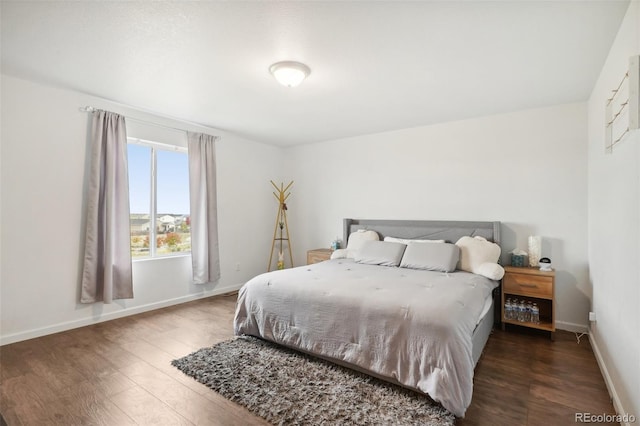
[0,294,616,425]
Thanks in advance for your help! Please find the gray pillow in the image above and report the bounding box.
[400,242,460,272]
[354,241,406,267]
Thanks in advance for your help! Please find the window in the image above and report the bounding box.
[127,138,190,258]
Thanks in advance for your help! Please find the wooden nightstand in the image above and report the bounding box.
[306,248,333,265]
[502,266,555,340]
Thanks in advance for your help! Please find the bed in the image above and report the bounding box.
[234,219,502,417]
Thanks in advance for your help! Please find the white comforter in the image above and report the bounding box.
[234,259,497,417]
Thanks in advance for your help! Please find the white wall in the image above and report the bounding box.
[0,75,283,345]
[587,1,640,421]
[285,103,589,331]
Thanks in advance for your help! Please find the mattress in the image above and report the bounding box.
[472,298,494,366]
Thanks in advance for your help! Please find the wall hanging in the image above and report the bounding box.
[605,55,640,153]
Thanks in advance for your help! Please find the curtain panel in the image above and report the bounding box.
[187,132,221,284]
[80,110,133,303]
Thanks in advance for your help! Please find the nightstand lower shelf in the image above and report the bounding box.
[502,318,554,332]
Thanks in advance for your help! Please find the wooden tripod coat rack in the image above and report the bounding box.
[268,181,294,271]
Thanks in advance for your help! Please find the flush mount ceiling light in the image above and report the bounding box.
[269,61,311,88]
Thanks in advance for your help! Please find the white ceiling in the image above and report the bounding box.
[1,1,630,146]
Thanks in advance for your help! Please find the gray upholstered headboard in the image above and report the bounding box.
[343,219,501,248]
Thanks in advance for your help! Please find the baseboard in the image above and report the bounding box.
[555,320,588,333]
[0,283,244,346]
[589,327,633,426]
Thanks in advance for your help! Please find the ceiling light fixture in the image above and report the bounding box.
[269,61,311,88]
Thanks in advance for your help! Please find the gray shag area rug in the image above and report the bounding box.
[172,336,454,426]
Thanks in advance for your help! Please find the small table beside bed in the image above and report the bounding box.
[234,219,504,417]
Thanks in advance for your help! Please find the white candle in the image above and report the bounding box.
[528,236,542,267]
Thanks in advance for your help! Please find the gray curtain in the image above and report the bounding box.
[187,132,221,284]
[81,110,133,303]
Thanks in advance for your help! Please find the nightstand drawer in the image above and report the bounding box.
[503,274,553,298]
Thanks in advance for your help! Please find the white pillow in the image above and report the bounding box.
[476,263,505,280]
[455,236,501,274]
[337,230,379,259]
[347,230,379,250]
[384,236,445,244]
[330,249,349,259]
[354,241,406,267]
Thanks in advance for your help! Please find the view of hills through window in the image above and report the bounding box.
[127,142,191,257]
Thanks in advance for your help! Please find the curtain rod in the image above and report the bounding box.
[80,105,220,138]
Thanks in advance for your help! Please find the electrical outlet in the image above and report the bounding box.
[235,263,240,271]
[589,311,596,322]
